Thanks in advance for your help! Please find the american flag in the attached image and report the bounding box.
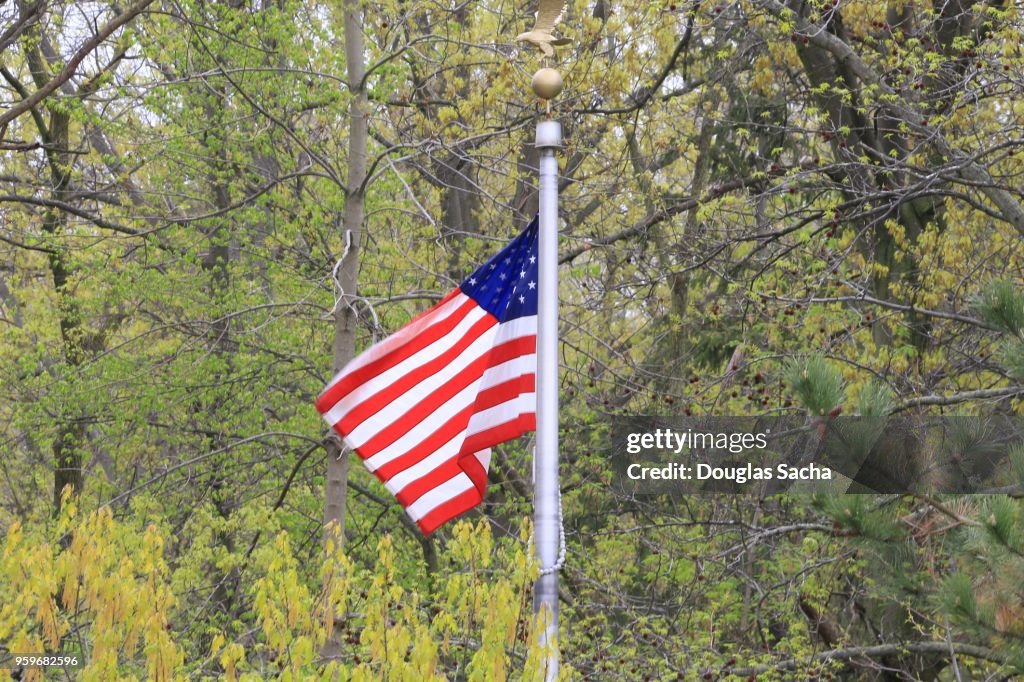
[316,219,539,534]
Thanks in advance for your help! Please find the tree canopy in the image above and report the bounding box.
[2,0,1024,679]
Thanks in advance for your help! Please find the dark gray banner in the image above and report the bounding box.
[610,416,1024,496]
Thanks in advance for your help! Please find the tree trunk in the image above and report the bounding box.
[321,0,367,663]
[28,35,84,515]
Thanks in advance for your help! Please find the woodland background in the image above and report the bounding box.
[2,0,1024,679]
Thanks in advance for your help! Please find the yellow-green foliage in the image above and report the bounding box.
[2,506,183,681]
[0,511,565,680]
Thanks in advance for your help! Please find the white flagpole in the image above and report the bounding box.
[533,67,563,682]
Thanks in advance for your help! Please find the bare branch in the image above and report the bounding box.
[0,0,157,134]
[728,640,1010,677]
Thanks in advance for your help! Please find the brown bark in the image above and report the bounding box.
[321,0,367,664]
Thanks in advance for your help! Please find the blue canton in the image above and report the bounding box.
[459,217,539,322]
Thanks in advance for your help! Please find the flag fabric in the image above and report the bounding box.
[316,219,539,534]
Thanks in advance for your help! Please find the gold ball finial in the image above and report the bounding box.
[531,68,564,100]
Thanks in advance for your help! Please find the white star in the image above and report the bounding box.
[489,263,496,270]
[520,270,526,278]
[519,295,525,304]
[528,280,536,290]
[499,272,507,280]
[529,255,536,264]
[469,277,477,285]
[504,257,511,264]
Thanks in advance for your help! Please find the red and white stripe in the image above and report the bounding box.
[316,290,536,534]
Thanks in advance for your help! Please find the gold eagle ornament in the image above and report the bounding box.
[516,0,572,58]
